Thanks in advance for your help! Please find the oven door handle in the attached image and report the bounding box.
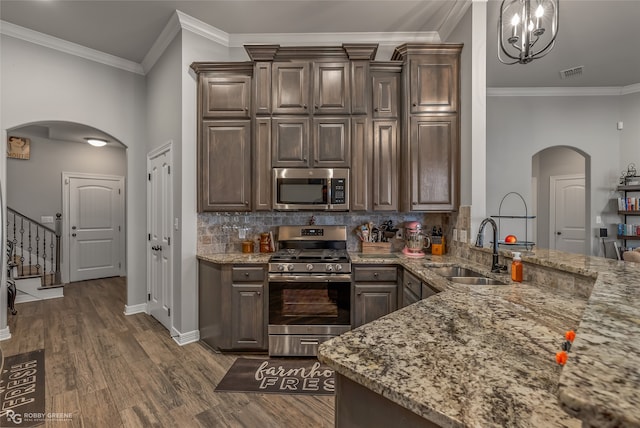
[268,274,352,283]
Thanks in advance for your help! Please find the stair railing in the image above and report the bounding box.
[6,208,62,286]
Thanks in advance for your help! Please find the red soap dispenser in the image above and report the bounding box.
[511,252,523,282]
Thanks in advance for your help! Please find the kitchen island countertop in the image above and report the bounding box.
[328,250,640,427]
[197,249,640,427]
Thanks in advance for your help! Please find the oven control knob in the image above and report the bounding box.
[335,264,343,272]
[287,264,295,271]
[278,264,286,272]
[326,264,334,272]
[306,264,314,271]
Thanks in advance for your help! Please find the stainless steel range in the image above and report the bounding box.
[268,225,351,357]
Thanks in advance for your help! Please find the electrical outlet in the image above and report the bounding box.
[395,229,403,240]
[596,216,602,224]
[459,229,467,243]
[452,228,458,242]
[238,228,247,239]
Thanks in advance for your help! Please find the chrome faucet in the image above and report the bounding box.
[475,218,507,273]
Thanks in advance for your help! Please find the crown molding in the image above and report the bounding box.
[0,20,144,75]
[229,31,440,48]
[621,83,640,95]
[141,11,181,73]
[487,86,626,97]
[438,0,473,41]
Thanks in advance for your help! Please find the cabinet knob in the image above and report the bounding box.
[412,102,417,107]
[303,104,308,109]
[314,105,318,109]
[257,291,261,296]
[357,291,362,296]
[303,158,307,162]
[244,272,249,277]
[244,107,248,111]
[244,201,249,205]
[374,108,379,112]
[373,272,378,277]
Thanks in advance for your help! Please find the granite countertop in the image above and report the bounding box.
[197,249,640,427]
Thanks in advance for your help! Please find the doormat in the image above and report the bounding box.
[1,349,46,427]
[215,358,335,395]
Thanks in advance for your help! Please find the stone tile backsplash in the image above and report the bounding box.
[198,211,455,254]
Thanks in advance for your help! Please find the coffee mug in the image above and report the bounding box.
[242,240,254,253]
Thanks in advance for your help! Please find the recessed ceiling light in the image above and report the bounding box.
[85,138,107,147]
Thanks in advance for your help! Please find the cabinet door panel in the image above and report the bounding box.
[313,117,350,167]
[314,62,350,114]
[350,117,370,211]
[272,62,310,114]
[353,283,398,328]
[202,76,251,118]
[372,120,398,211]
[254,62,272,115]
[254,118,272,210]
[200,121,251,211]
[231,283,264,349]
[410,56,458,113]
[410,115,458,211]
[272,117,310,167]
[372,73,399,118]
[351,61,370,114]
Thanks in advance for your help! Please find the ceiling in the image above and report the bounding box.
[1,0,639,142]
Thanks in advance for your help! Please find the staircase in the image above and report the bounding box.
[7,208,64,304]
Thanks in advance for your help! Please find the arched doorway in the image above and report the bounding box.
[5,121,127,297]
[532,146,590,254]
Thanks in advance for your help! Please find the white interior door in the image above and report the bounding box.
[147,144,172,330]
[550,174,586,254]
[67,174,124,282]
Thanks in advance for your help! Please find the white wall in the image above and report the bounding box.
[6,136,126,221]
[177,31,230,337]
[447,7,473,206]
[620,91,640,170]
[0,35,147,331]
[487,95,622,255]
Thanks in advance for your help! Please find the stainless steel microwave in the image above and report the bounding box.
[273,168,349,211]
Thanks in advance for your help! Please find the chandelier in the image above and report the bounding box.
[498,0,559,64]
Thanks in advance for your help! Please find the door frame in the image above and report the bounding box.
[549,173,586,253]
[146,142,173,329]
[62,171,126,284]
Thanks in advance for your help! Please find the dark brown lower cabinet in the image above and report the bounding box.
[352,266,398,328]
[335,374,440,428]
[198,261,267,351]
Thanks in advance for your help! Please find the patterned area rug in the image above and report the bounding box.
[0,349,46,427]
[215,358,335,395]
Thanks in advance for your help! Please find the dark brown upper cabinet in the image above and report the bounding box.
[202,75,251,118]
[409,55,459,114]
[200,120,252,211]
[409,115,458,211]
[313,62,350,114]
[272,62,310,114]
[372,73,399,118]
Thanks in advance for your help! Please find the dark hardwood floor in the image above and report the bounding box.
[2,277,335,427]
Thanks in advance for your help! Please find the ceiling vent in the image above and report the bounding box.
[559,66,584,80]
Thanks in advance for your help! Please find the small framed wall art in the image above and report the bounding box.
[7,136,30,160]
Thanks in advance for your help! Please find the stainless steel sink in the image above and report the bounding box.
[428,266,485,278]
[428,265,507,285]
[447,276,506,286]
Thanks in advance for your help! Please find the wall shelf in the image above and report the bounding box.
[617,175,640,250]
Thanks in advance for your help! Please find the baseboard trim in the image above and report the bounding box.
[124,303,148,315]
[171,328,200,346]
[0,326,12,341]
